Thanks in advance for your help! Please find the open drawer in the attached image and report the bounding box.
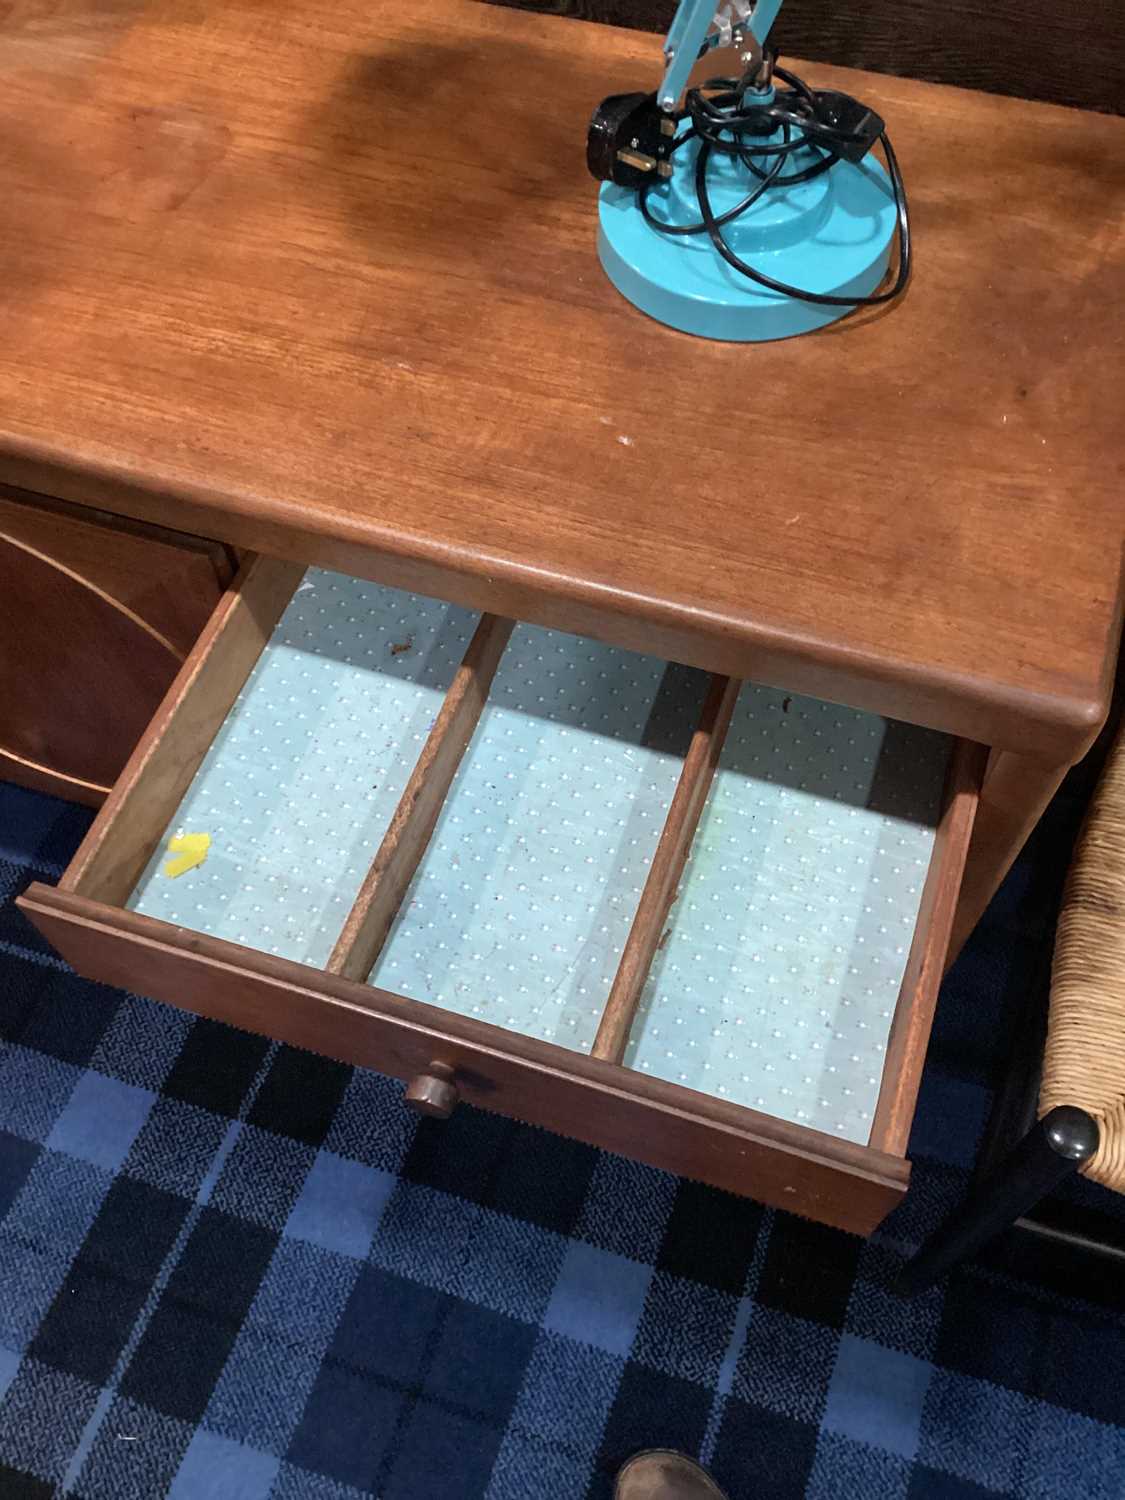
[19,557,985,1234]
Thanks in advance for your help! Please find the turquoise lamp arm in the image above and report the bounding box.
[657,0,786,110]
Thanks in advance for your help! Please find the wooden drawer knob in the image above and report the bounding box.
[405,1062,459,1119]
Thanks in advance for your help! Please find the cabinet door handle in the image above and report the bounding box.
[405,1062,459,1119]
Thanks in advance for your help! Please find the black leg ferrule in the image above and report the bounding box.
[894,1106,1099,1298]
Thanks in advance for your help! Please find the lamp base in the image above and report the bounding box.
[596,136,898,342]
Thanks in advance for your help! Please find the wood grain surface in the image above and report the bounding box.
[0,488,231,803]
[19,884,911,1232]
[490,1,1125,116]
[2,0,1122,760]
[949,748,1071,964]
[0,486,233,656]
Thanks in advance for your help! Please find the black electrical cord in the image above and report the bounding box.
[638,56,911,308]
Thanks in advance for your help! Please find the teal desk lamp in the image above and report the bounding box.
[586,0,909,341]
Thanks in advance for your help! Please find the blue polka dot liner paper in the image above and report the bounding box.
[128,570,479,969]
[624,691,948,1142]
[369,631,698,1052]
[129,567,949,1144]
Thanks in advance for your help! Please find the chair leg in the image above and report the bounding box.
[894,1106,1099,1297]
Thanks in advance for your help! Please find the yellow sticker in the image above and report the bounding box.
[163,831,211,878]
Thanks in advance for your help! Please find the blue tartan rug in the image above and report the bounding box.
[2,770,1124,1500]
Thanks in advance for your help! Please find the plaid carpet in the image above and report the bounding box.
[2,769,1124,1500]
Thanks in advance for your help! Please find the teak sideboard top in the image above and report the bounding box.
[2,0,1123,758]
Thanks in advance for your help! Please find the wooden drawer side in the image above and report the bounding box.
[60,555,304,903]
[869,738,987,1155]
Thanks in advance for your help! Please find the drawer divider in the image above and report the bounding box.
[326,613,516,982]
[592,674,742,1065]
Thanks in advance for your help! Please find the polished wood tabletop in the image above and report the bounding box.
[2,0,1122,755]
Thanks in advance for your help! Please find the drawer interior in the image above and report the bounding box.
[369,628,708,1053]
[622,691,948,1141]
[61,557,964,1151]
[126,571,481,967]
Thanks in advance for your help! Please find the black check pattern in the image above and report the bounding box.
[2,762,1124,1499]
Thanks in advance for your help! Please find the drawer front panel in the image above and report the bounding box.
[21,886,909,1235]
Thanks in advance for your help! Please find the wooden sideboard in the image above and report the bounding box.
[3,0,1123,1227]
